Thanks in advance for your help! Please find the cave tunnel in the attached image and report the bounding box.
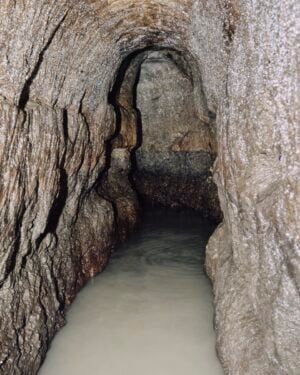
[0,1,299,375]
[100,47,222,234]
[39,47,224,374]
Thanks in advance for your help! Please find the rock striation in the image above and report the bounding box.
[0,1,299,374]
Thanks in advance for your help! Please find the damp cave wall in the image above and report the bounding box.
[0,1,299,374]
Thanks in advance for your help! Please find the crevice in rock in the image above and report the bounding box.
[35,167,68,249]
[2,203,26,283]
[18,10,69,110]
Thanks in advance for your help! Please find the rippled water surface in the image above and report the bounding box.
[40,208,223,375]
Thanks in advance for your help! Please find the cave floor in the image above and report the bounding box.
[40,208,223,375]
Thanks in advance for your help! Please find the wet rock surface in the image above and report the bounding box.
[0,1,299,374]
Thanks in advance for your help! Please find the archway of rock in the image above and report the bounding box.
[98,47,222,243]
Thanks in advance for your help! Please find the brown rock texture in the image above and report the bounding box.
[0,1,299,374]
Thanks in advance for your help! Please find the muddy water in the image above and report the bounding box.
[40,208,223,375]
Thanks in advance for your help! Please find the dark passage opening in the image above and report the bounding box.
[101,47,222,233]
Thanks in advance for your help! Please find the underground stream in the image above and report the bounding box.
[40,208,223,375]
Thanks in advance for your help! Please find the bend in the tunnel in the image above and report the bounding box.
[98,47,222,240]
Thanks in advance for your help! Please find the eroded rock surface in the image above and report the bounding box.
[0,1,299,374]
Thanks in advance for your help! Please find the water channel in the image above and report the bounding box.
[40,208,223,375]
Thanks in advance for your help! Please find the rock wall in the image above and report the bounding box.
[0,1,299,374]
[131,50,221,219]
[206,1,300,373]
